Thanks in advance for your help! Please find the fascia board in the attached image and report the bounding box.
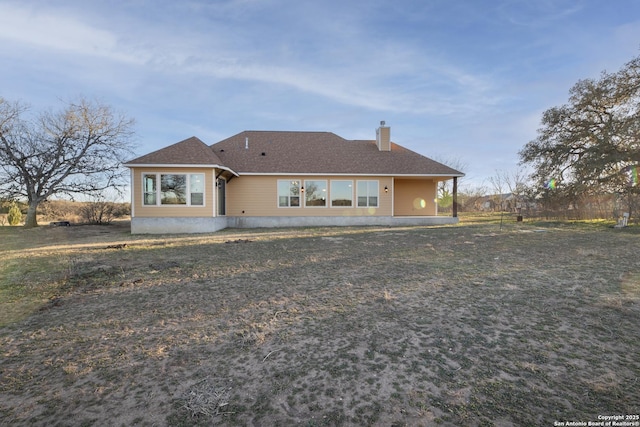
[235,172,465,178]
[124,163,239,176]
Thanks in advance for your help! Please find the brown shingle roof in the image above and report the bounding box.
[125,136,224,166]
[211,131,463,176]
[126,131,464,177]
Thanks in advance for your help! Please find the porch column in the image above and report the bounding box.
[452,177,458,218]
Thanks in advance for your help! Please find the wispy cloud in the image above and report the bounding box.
[0,3,140,64]
[496,0,584,27]
[0,1,499,116]
[2,0,638,184]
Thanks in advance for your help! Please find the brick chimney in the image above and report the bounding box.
[376,121,390,151]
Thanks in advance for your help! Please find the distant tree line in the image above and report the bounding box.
[439,172,637,223]
[0,198,130,226]
[438,53,640,223]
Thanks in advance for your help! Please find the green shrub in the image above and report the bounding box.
[7,202,22,225]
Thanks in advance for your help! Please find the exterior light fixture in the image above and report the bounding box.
[384,186,388,193]
[301,186,305,193]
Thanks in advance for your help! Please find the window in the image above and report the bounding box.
[143,174,157,205]
[190,174,204,206]
[161,174,187,204]
[357,180,379,207]
[278,180,300,207]
[142,173,205,206]
[331,180,353,207]
[304,180,327,207]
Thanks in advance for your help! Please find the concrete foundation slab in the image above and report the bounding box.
[131,215,458,234]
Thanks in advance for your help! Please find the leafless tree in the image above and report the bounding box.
[487,168,529,211]
[432,156,468,211]
[0,97,135,227]
[488,171,508,212]
[458,182,488,212]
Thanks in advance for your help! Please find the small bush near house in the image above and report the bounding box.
[80,201,120,225]
[7,202,22,225]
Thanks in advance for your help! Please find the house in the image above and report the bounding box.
[124,123,464,234]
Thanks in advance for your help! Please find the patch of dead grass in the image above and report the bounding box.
[1,222,639,425]
[179,378,233,419]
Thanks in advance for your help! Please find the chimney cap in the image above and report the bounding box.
[380,120,386,126]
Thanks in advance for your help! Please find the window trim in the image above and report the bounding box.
[277,179,302,208]
[143,174,157,206]
[330,180,354,208]
[141,172,206,207]
[304,179,328,208]
[189,173,205,206]
[356,180,379,208]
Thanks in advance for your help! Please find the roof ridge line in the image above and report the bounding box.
[241,130,336,134]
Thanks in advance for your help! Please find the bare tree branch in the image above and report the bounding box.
[0,96,135,227]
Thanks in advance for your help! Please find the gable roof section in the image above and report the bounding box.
[124,136,228,168]
[125,131,464,178]
[211,131,463,176]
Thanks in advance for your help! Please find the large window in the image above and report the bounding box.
[357,180,379,207]
[161,174,187,204]
[331,180,353,207]
[278,180,301,207]
[143,173,205,206]
[304,180,327,207]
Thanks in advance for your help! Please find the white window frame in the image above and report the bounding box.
[304,179,328,208]
[143,174,157,206]
[330,180,354,208]
[277,179,301,208]
[141,173,206,207]
[356,180,379,208]
[189,173,205,206]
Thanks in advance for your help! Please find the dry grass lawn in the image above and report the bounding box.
[0,218,639,426]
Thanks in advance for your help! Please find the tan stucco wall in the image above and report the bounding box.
[130,167,215,218]
[393,178,438,216]
[226,175,393,217]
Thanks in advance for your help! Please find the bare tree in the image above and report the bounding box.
[488,170,508,212]
[458,182,488,212]
[486,169,529,211]
[432,156,468,211]
[80,196,119,225]
[0,97,135,227]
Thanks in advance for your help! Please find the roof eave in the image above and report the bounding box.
[234,172,465,177]
[123,163,239,176]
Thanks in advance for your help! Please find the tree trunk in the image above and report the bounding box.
[24,200,39,228]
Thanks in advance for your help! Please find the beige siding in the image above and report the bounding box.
[131,167,215,218]
[226,175,393,217]
[393,178,438,216]
[131,170,441,219]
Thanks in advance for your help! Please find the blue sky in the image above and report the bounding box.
[1,0,639,190]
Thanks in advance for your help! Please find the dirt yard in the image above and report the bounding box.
[0,219,639,426]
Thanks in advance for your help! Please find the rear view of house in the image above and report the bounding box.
[124,123,464,233]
